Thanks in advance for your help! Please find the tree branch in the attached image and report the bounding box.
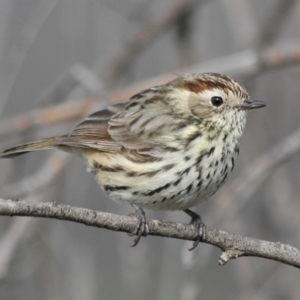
[0,199,299,268]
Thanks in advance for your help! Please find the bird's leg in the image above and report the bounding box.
[128,204,149,247]
[184,209,206,251]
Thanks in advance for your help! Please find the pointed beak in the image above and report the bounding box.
[235,99,266,110]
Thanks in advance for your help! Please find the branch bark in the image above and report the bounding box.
[0,199,299,269]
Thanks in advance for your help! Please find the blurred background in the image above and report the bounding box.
[0,0,300,299]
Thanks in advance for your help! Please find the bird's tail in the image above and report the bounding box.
[0,137,59,158]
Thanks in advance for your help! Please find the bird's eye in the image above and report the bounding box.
[210,96,224,107]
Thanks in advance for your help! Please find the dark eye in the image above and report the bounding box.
[211,96,224,107]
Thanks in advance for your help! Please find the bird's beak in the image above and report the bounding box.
[235,99,266,110]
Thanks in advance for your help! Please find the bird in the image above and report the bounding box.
[0,72,266,249]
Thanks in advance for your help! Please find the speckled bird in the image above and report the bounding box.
[0,73,266,249]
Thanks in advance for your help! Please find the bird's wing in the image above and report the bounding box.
[107,88,180,154]
[55,103,125,152]
[56,87,178,155]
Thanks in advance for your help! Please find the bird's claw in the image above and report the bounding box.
[184,209,207,251]
[128,204,149,247]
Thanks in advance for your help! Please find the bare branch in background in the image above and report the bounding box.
[1,43,299,141]
[0,98,95,138]
[70,64,106,97]
[258,44,300,72]
[0,199,299,269]
[175,8,195,67]
[236,264,284,300]
[216,120,300,222]
[0,0,60,115]
[0,217,37,282]
[113,43,300,101]
[257,0,298,48]
[101,0,207,83]
[221,0,257,48]
[0,191,57,282]
[0,152,69,198]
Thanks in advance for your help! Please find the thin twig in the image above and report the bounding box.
[0,199,299,268]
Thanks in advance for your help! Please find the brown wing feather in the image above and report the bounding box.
[56,87,177,156]
[1,137,60,158]
[55,104,126,152]
[108,87,180,152]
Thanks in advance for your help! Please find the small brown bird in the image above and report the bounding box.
[1,73,266,249]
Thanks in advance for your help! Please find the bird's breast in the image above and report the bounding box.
[82,128,239,211]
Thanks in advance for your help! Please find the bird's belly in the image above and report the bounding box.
[84,145,237,211]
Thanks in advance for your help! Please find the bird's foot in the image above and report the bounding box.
[184,209,206,251]
[128,204,149,247]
